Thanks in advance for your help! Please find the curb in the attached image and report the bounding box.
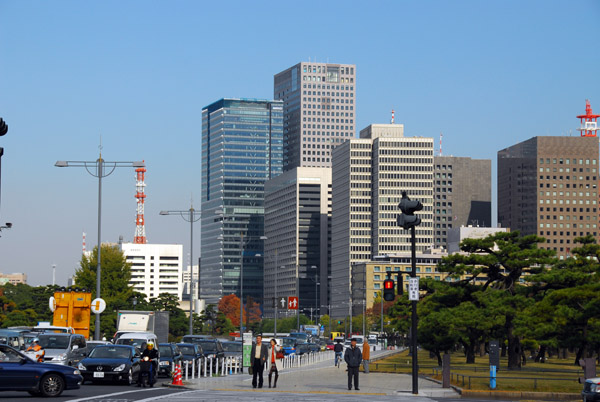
[162,382,192,390]
[457,388,580,400]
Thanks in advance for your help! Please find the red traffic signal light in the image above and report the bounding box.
[383,279,395,301]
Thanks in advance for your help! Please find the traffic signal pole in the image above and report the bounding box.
[410,225,418,395]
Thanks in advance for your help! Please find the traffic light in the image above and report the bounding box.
[383,278,395,301]
[397,274,403,295]
[397,191,423,229]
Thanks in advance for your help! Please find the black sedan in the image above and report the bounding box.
[0,344,82,397]
[158,343,183,377]
[176,343,204,375]
[78,345,140,385]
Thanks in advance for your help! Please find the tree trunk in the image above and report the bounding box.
[535,345,547,363]
[464,340,476,364]
[435,350,442,367]
[506,318,522,370]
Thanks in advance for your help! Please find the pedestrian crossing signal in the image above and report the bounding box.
[383,279,395,301]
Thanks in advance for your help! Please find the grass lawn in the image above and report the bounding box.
[369,349,595,393]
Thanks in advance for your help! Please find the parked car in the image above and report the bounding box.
[289,332,309,343]
[221,341,242,358]
[115,332,158,350]
[38,333,87,366]
[78,345,140,385]
[307,342,321,353]
[157,343,183,377]
[183,338,224,361]
[281,337,298,356]
[0,344,82,397]
[295,343,311,355]
[177,343,204,375]
[0,329,25,350]
[85,340,112,355]
[581,377,600,402]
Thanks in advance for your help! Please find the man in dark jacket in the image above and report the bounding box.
[250,335,269,388]
[344,338,362,390]
[138,342,159,387]
[333,339,344,366]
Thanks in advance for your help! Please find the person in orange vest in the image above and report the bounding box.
[26,338,45,362]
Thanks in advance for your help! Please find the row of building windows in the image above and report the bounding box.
[303,65,354,75]
[303,75,354,83]
[539,158,596,165]
[539,223,598,228]
[539,199,597,205]
[539,191,597,197]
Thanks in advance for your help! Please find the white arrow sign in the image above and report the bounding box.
[279,298,286,309]
[91,298,106,314]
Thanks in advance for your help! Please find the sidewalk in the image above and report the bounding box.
[180,350,458,398]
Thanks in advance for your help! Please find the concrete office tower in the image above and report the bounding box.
[498,136,599,258]
[200,99,283,305]
[274,62,356,171]
[121,242,183,300]
[330,124,434,318]
[433,156,492,248]
[263,167,331,320]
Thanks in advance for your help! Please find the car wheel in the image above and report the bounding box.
[124,369,133,385]
[39,373,65,397]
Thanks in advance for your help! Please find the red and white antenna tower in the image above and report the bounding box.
[134,162,147,244]
[82,232,86,254]
[391,109,395,124]
[439,132,443,156]
[577,99,599,137]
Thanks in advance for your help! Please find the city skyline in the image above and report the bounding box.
[0,1,598,286]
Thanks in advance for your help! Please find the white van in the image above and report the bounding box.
[115,332,158,350]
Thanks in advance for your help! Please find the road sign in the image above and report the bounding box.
[49,296,56,312]
[279,297,287,309]
[91,298,106,314]
[408,277,419,301]
[288,296,298,310]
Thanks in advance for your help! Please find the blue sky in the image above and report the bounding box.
[0,0,599,286]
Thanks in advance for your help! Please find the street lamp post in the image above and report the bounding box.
[55,152,144,340]
[160,205,201,336]
[311,265,319,324]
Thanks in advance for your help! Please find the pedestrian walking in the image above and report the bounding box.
[250,335,268,389]
[344,338,362,390]
[362,339,370,374]
[268,339,282,388]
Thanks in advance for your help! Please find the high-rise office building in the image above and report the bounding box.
[433,156,492,248]
[498,136,599,258]
[200,99,283,305]
[330,124,434,318]
[263,167,331,319]
[274,62,356,171]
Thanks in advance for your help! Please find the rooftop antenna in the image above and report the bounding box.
[439,133,443,156]
[133,160,147,244]
[390,109,395,124]
[577,99,599,137]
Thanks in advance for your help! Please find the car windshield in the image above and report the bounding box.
[178,346,195,354]
[222,343,242,352]
[118,338,146,347]
[198,341,216,352]
[89,347,131,359]
[159,346,172,357]
[38,335,70,349]
[282,338,296,347]
[0,346,24,362]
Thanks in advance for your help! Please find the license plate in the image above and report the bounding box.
[93,372,104,378]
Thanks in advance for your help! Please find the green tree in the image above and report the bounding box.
[74,244,134,338]
[438,231,556,369]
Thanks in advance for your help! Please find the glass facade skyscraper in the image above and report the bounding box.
[200,98,283,305]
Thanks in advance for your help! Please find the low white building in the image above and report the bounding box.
[447,226,509,254]
[120,242,183,300]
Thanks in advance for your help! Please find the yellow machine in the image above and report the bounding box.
[52,291,92,339]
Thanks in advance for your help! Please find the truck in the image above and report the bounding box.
[114,310,169,343]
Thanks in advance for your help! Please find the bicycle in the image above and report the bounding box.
[335,352,342,368]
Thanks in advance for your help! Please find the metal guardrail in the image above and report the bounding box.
[430,368,578,390]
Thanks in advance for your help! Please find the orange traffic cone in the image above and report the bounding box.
[172,364,184,386]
